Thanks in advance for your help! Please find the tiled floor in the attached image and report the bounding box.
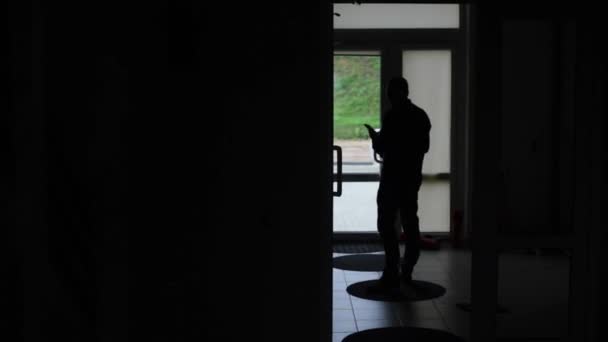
[332,248,472,342]
[332,246,570,342]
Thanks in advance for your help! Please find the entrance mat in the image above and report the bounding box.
[347,279,446,302]
[333,254,385,272]
[342,327,465,342]
[333,241,385,254]
[456,302,510,314]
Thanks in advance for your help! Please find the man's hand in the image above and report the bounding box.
[364,124,377,138]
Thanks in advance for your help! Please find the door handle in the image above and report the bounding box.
[333,145,342,197]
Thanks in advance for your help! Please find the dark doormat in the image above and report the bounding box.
[456,302,510,314]
[333,236,443,254]
[333,254,385,272]
[347,279,446,302]
[342,327,465,342]
[333,241,385,254]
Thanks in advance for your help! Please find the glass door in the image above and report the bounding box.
[333,50,382,233]
[402,49,452,233]
[333,48,453,234]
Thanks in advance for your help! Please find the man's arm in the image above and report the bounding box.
[371,124,388,156]
[372,133,385,155]
[364,123,385,155]
[364,124,377,139]
[422,114,431,154]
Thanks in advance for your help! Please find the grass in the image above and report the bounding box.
[334,55,381,139]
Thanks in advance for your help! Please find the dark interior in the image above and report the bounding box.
[8,2,608,341]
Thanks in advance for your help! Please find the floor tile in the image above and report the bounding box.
[399,318,448,331]
[333,297,352,310]
[343,271,379,282]
[356,319,401,331]
[350,298,399,311]
[333,319,357,333]
[333,309,356,322]
[353,307,399,321]
[333,282,348,291]
[393,301,442,321]
[332,332,350,342]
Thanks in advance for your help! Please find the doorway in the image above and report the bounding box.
[330,3,471,341]
[333,50,382,233]
[332,7,464,238]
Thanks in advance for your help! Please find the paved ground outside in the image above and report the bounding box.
[334,139,380,174]
[334,139,375,163]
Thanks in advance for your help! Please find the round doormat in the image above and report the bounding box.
[347,279,446,302]
[333,254,385,272]
[333,241,385,254]
[456,302,510,314]
[342,327,465,342]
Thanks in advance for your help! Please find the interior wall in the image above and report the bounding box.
[10,2,608,342]
[469,4,502,340]
[470,3,608,341]
[500,20,557,234]
[498,18,578,236]
[10,2,332,341]
[572,17,608,341]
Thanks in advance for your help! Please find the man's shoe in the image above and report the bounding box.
[367,271,400,294]
[401,271,413,285]
[400,265,413,284]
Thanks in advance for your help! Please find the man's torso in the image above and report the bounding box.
[379,100,430,182]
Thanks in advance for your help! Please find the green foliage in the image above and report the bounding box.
[334,55,381,139]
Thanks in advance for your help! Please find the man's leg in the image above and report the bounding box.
[400,186,421,281]
[377,184,400,283]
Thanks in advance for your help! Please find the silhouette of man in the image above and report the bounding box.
[365,76,431,291]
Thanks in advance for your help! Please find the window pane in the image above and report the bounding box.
[418,180,450,232]
[403,50,452,174]
[403,50,452,234]
[333,4,459,29]
[333,181,449,233]
[334,53,381,174]
[333,182,377,232]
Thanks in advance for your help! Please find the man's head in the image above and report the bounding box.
[387,76,409,106]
